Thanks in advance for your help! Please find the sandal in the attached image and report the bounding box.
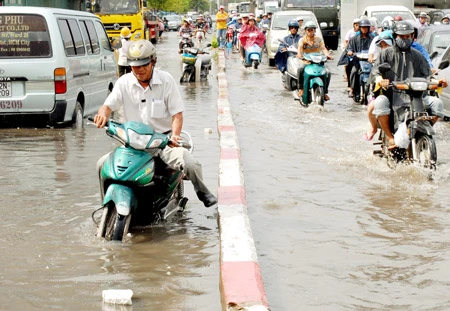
[324,94,330,101]
[387,138,398,150]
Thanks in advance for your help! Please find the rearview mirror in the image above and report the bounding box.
[439,59,449,70]
[430,51,438,59]
[110,38,122,50]
[378,63,391,74]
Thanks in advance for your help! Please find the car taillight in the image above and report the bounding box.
[54,68,67,94]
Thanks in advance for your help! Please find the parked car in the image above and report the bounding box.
[362,5,416,24]
[165,14,182,31]
[266,10,322,67]
[0,6,117,128]
[417,25,450,67]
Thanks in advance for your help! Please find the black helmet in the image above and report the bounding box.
[359,18,371,28]
[393,20,414,35]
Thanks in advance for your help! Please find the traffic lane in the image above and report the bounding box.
[0,32,221,311]
[224,52,450,310]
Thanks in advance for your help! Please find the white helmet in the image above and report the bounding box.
[127,40,156,66]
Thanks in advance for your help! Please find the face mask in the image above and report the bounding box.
[395,37,413,50]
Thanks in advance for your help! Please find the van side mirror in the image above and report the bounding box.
[111,38,122,50]
[430,51,438,60]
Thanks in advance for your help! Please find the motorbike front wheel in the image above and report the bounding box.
[98,204,131,241]
[312,85,324,106]
[416,134,437,169]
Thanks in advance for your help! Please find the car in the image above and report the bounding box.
[417,25,450,67]
[266,10,322,67]
[362,5,416,24]
[431,48,450,118]
[165,14,182,31]
[0,6,117,128]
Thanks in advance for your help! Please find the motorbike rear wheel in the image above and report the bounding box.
[416,134,437,169]
[312,85,324,106]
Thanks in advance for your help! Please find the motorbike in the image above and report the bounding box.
[275,41,299,91]
[243,39,262,69]
[373,61,449,169]
[194,28,206,47]
[179,33,194,52]
[180,45,212,83]
[292,52,329,107]
[239,28,265,69]
[93,119,193,241]
[355,50,373,105]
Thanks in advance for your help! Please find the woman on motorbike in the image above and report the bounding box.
[297,21,333,101]
[238,16,265,64]
[178,19,193,53]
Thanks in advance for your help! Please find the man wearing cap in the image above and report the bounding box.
[259,13,269,27]
[216,5,228,49]
[94,40,218,208]
[442,15,450,25]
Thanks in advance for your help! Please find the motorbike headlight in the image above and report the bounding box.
[127,129,152,150]
[148,138,163,148]
[116,127,127,142]
[410,82,428,91]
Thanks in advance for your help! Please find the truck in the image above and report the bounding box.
[263,1,279,14]
[86,0,160,43]
[336,0,414,49]
[278,0,340,49]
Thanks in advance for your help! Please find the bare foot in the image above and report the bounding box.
[298,89,304,97]
[387,137,398,150]
[363,130,377,141]
[324,94,330,101]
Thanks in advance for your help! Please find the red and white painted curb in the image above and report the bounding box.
[216,51,270,311]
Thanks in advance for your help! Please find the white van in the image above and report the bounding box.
[0,7,117,127]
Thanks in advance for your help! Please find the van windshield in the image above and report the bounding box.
[371,11,416,23]
[0,14,51,58]
[272,14,314,30]
[94,0,140,14]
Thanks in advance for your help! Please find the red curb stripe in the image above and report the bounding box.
[218,186,246,205]
[221,261,269,307]
[220,148,240,159]
[218,125,235,132]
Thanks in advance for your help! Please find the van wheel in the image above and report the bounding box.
[72,101,84,129]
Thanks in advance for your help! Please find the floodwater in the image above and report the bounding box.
[2,31,450,311]
[0,33,220,311]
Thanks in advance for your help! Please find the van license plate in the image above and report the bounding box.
[0,82,12,97]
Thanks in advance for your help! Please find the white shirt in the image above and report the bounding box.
[117,38,132,66]
[104,68,184,133]
[368,34,380,60]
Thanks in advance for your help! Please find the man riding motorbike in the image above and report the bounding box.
[347,18,376,102]
[94,40,217,207]
[371,21,447,149]
[275,20,302,73]
[296,21,333,101]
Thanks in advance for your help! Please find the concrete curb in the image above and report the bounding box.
[216,51,270,311]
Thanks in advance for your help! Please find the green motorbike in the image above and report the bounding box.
[94,120,192,241]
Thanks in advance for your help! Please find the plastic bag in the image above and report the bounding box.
[394,119,410,149]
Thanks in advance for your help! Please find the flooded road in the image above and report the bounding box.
[0,33,220,311]
[2,30,450,311]
[224,42,450,310]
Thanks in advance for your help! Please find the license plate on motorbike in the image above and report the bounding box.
[0,81,12,97]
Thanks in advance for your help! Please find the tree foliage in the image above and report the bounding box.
[146,0,210,13]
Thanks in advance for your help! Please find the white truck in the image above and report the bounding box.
[339,0,414,47]
[263,1,279,14]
